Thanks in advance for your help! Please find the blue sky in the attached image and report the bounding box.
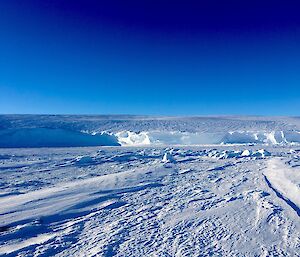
[1,0,300,115]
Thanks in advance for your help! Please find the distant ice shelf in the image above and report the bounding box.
[114,130,300,146]
[1,115,300,148]
[1,128,300,148]
[0,128,120,148]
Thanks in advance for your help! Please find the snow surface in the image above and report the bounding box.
[264,158,300,216]
[0,115,300,256]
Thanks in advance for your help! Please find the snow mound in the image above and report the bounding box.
[75,156,95,165]
[0,128,120,148]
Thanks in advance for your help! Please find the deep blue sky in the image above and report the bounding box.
[1,0,300,115]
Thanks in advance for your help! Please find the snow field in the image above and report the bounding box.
[0,145,299,256]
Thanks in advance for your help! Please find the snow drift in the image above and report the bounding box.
[0,128,120,148]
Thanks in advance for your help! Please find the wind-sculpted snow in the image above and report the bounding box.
[0,145,299,256]
[1,116,300,256]
[264,158,300,216]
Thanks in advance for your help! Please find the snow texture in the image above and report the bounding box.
[0,115,300,256]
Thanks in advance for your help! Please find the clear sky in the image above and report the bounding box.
[1,0,300,115]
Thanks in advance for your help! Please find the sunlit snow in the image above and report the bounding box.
[0,115,299,256]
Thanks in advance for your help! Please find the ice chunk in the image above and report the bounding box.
[241,149,252,157]
[162,151,176,163]
[115,131,151,146]
[252,149,271,158]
